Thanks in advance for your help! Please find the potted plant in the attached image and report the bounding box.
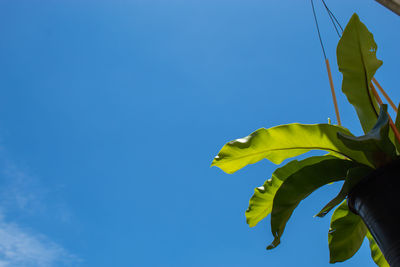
[211,13,399,266]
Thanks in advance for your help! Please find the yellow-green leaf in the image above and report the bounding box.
[246,155,339,228]
[337,13,382,133]
[267,158,357,249]
[329,201,367,263]
[211,123,372,174]
[366,231,389,267]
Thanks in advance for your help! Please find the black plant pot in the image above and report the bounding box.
[348,159,400,267]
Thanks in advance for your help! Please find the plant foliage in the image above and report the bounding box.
[211,13,396,266]
[337,13,382,134]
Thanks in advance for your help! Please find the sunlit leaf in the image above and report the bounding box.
[266,158,358,249]
[316,166,372,217]
[246,156,338,227]
[366,231,389,267]
[337,13,382,133]
[329,201,367,263]
[337,105,396,168]
[211,124,372,174]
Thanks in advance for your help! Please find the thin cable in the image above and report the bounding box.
[321,0,398,116]
[321,0,398,117]
[311,0,327,60]
[321,0,343,33]
[317,0,397,121]
[324,4,341,37]
[310,0,341,125]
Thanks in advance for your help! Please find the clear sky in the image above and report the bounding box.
[0,1,399,266]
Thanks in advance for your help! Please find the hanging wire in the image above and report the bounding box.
[322,2,341,37]
[321,0,343,34]
[319,0,398,118]
[310,0,341,125]
[311,0,327,60]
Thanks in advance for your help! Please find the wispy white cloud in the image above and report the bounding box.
[0,213,77,267]
[0,160,45,213]
[0,152,80,267]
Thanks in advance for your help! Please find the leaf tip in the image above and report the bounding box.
[329,255,343,264]
[315,206,331,218]
[210,155,220,167]
[210,158,235,174]
[351,12,360,20]
[266,245,274,250]
[314,212,327,218]
[266,238,280,250]
[245,217,256,228]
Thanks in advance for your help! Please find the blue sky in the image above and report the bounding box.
[0,1,399,266]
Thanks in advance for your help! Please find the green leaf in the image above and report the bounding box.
[246,155,338,227]
[328,201,367,263]
[316,166,372,217]
[366,231,389,267]
[337,105,396,168]
[211,123,372,174]
[267,158,358,249]
[337,13,382,133]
